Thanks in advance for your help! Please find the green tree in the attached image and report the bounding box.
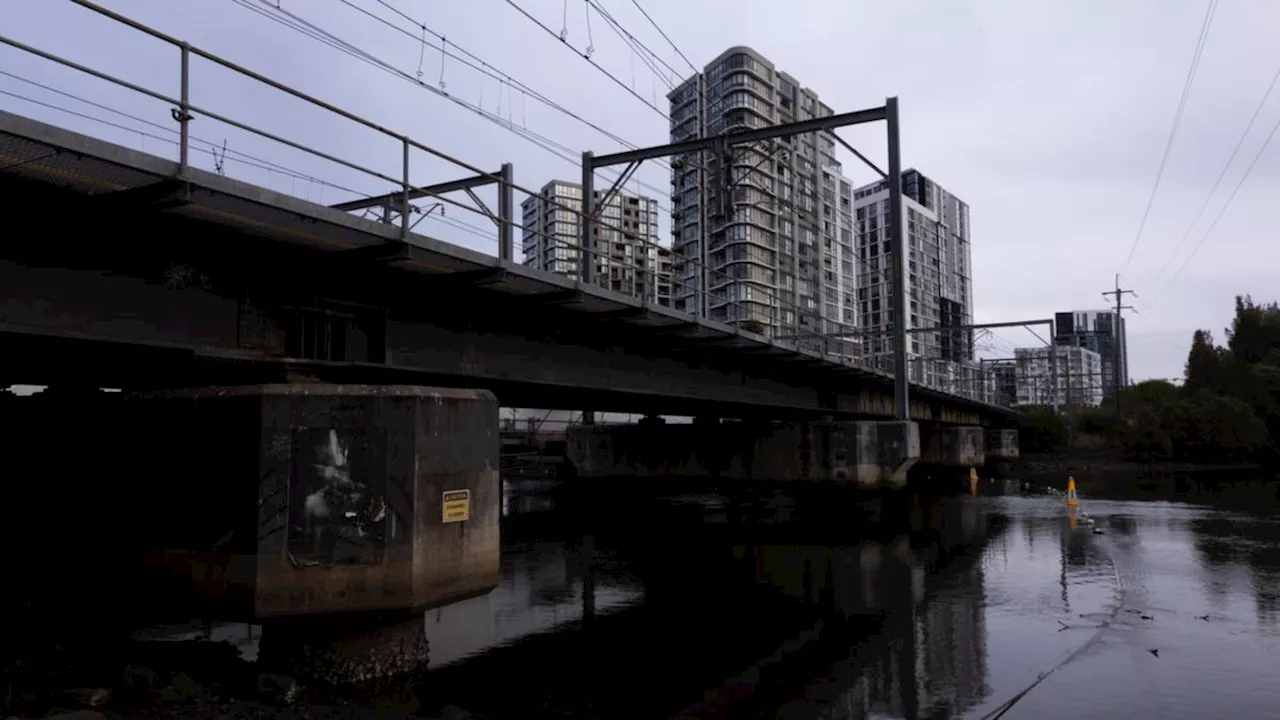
[1226,295,1280,364]
[1017,405,1068,453]
[1170,392,1268,462]
[1184,329,1225,395]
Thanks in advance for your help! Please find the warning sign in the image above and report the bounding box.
[442,489,471,523]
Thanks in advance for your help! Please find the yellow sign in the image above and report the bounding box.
[442,489,471,523]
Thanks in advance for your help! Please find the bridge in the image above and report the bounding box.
[1,1,1018,665]
[0,108,1009,423]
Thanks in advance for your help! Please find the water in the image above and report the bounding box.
[31,477,1277,718]
[413,479,1280,718]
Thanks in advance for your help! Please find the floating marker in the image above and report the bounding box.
[969,467,979,496]
[1066,477,1079,508]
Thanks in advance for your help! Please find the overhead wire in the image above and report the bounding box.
[585,0,679,88]
[1150,104,1280,301]
[502,0,667,118]
[360,0,673,169]
[229,0,676,209]
[0,74,373,198]
[628,0,697,74]
[1144,59,1280,293]
[1118,0,1218,273]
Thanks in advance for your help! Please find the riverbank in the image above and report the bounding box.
[1005,453,1269,492]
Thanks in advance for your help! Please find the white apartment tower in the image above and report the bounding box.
[1014,345,1104,408]
[667,47,857,351]
[853,169,974,384]
[520,180,673,306]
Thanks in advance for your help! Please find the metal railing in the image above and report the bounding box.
[0,0,1013,411]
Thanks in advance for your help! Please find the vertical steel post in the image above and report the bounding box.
[400,139,410,240]
[1050,343,1060,413]
[178,42,190,175]
[581,151,596,287]
[498,162,514,262]
[1113,275,1123,416]
[886,97,908,420]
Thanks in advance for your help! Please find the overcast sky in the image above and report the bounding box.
[5,0,1280,383]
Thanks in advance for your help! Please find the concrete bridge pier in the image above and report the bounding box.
[564,419,921,489]
[920,426,986,467]
[911,426,1021,490]
[6,383,501,685]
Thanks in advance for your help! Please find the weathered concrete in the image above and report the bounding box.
[921,426,985,467]
[119,384,500,620]
[984,429,1020,459]
[565,420,920,489]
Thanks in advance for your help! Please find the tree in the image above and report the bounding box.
[1184,329,1225,395]
[1017,405,1068,453]
[1120,379,1181,411]
[1226,295,1280,364]
[1170,392,1268,462]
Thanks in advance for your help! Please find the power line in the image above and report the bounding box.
[228,0,676,206]
[585,0,679,88]
[628,0,697,74]
[1150,103,1280,301]
[1119,0,1218,273]
[1144,58,1280,293]
[503,0,667,118]
[358,0,671,167]
[0,78,373,197]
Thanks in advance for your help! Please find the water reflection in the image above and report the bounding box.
[423,483,1003,718]
[112,477,1280,718]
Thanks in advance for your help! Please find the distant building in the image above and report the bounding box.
[520,180,672,305]
[1014,345,1104,408]
[1054,310,1127,400]
[666,46,857,350]
[985,359,1018,407]
[853,169,974,387]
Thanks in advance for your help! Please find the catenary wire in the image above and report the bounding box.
[230,0,677,208]
[502,0,667,118]
[1143,59,1280,293]
[1150,105,1280,301]
[1118,0,1218,273]
[628,0,697,74]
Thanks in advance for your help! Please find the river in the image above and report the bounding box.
[27,476,1279,718]
[410,477,1280,718]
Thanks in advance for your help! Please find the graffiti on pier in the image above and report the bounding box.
[288,428,389,566]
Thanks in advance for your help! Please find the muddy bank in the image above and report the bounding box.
[1006,452,1266,490]
[1,638,479,720]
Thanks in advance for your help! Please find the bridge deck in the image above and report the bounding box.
[0,110,1011,422]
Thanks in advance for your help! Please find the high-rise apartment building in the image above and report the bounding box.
[852,169,974,386]
[667,47,857,350]
[1014,345,1104,408]
[1053,310,1127,400]
[520,180,673,305]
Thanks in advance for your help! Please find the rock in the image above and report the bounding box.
[155,672,207,706]
[120,662,158,693]
[61,687,111,708]
[257,672,300,705]
[45,712,108,720]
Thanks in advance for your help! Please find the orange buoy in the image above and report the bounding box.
[1066,476,1079,508]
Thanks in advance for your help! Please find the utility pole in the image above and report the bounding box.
[1101,274,1136,416]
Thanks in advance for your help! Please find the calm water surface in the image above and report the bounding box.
[416,479,1280,719]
